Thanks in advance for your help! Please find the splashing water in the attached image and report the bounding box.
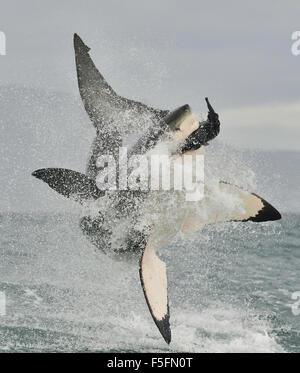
[0,200,298,352]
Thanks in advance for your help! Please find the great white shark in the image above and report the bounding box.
[32,34,281,344]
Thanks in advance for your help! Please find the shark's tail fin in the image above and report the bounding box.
[73,33,168,131]
[32,168,104,203]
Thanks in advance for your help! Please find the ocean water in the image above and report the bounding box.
[0,211,299,353]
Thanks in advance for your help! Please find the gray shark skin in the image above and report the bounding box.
[73,33,220,178]
[32,34,281,345]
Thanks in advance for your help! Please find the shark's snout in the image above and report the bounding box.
[164,104,192,131]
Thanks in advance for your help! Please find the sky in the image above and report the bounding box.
[1,0,300,149]
[0,0,299,212]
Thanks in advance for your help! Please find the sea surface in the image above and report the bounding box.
[0,212,299,352]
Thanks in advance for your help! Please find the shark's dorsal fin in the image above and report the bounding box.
[73,33,169,132]
[32,168,104,203]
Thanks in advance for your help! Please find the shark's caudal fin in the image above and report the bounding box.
[181,181,281,234]
[73,33,169,131]
[32,168,104,203]
[139,238,171,344]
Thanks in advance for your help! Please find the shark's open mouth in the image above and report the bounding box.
[179,98,220,153]
[131,97,220,160]
[166,98,220,158]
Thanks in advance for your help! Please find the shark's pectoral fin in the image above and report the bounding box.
[32,168,104,203]
[218,182,281,222]
[181,182,281,234]
[139,238,171,344]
